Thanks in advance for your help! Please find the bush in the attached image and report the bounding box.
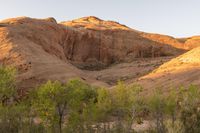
[0,66,16,105]
[1,65,200,133]
[0,66,43,133]
[179,85,200,133]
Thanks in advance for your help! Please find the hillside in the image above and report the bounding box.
[137,46,200,90]
[0,17,108,90]
[0,16,199,90]
[61,16,185,69]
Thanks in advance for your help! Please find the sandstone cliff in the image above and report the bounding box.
[61,16,185,69]
[0,16,199,90]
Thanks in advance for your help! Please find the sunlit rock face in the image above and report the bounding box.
[0,16,199,90]
[183,36,200,49]
[137,46,200,90]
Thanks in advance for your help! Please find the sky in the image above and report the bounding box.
[0,0,199,37]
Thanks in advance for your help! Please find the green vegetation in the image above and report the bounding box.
[0,66,200,133]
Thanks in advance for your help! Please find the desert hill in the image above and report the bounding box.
[61,16,185,70]
[0,16,199,90]
[0,17,108,90]
[137,46,200,91]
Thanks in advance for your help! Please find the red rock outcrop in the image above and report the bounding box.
[61,16,185,69]
[0,16,198,90]
[0,17,108,90]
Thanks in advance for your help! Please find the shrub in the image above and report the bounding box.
[0,66,16,105]
[147,89,166,133]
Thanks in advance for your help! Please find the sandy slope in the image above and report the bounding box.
[137,47,200,91]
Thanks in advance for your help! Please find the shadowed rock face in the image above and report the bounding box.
[0,16,199,90]
[63,29,184,70]
[61,16,185,69]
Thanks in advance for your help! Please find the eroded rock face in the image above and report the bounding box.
[0,16,198,90]
[0,16,186,70]
[0,17,108,90]
[61,16,185,69]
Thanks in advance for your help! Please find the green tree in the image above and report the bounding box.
[165,89,177,126]
[65,79,97,132]
[95,88,112,122]
[109,82,141,132]
[0,66,40,133]
[81,88,113,132]
[179,85,200,133]
[147,89,166,133]
[33,79,98,133]
[33,80,69,133]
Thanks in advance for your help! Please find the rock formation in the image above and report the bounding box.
[0,16,199,90]
[61,16,185,69]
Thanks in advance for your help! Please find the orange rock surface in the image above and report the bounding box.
[0,16,199,90]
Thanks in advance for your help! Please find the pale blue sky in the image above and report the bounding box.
[0,0,199,37]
